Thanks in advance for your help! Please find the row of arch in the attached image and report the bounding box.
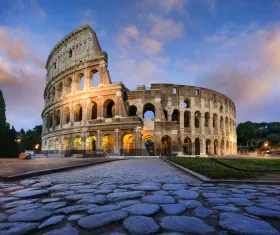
[45,70,99,104]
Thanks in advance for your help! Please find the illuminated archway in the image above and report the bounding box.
[122,134,134,153]
[63,138,69,151]
[161,135,172,155]
[86,136,97,152]
[102,134,114,153]
[143,135,155,156]
[195,138,200,155]
[73,136,82,150]
[104,99,115,118]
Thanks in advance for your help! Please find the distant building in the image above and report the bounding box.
[41,25,237,156]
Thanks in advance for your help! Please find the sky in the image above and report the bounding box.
[0,0,280,131]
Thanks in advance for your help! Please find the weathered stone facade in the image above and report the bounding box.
[41,25,237,156]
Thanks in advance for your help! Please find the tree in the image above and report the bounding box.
[237,121,256,146]
[267,134,280,146]
[0,90,6,125]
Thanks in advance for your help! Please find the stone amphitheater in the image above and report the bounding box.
[41,25,237,156]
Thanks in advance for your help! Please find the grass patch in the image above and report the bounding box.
[168,157,280,180]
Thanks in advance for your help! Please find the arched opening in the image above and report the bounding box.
[122,134,134,154]
[221,139,225,156]
[161,135,172,155]
[220,116,224,130]
[69,49,72,58]
[73,136,82,150]
[91,70,99,87]
[206,139,211,155]
[163,110,168,121]
[195,138,200,155]
[172,109,180,122]
[48,139,52,150]
[225,117,228,134]
[214,139,218,155]
[184,111,190,127]
[143,135,155,156]
[183,137,192,155]
[74,104,83,122]
[63,138,69,151]
[47,113,53,128]
[102,134,114,153]
[226,140,229,154]
[47,92,51,103]
[88,102,97,120]
[57,82,63,98]
[77,73,85,90]
[63,107,70,124]
[128,105,137,116]
[143,103,155,118]
[54,110,61,126]
[104,99,115,118]
[51,86,55,101]
[213,113,218,128]
[65,77,72,94]
[219,106,223,113]
[54,139,59,151]
[86,136,97,152]
[184,99,190,108]
[205,112,210,127]
[195,111,201,128]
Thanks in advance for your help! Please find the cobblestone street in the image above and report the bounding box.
[0,159,280,235]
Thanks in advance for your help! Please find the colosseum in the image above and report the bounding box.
[41,25,237,157]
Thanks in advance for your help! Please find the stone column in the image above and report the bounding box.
[114,129,120,154]
[192,138,196,155]
[155,96,161,121]
[201,112,205,135]
[200,138,206,156]
[97,130,102,151]
[115,92,122,118]
[97,96,103,119]
[84,72,91,89]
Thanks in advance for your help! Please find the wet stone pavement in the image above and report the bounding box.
[0,159,279,234]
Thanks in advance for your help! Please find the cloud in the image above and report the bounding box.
[157,0,188,13]
[124,26,139,39]
[0,27,45,130]
[30,0,46,20]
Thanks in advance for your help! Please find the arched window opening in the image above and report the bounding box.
[47,92,51,103]
[73,136,82,150]
[51,86,55,101]
[172,109,180,122]
[221,139,225,156]
[47,113,53,128]
[55,110,61,126]
[57,82,63,98]
[205,112,210,127]
[195,89,200,96]
[53,62,56,69]
[102,134,114,153]
[219,106,223,113]
[69,49,72,58]
[122,134,134,154]
[213,113,218,128]
[195,111,200,128]
[220,116,224,130]
[80,76,85,90]
[143,103,155,119]
[184,99,190,108]
[93,72,99,87]
[143,135,155,156]
[164,110,168,121]
[173,87,177,94]
[91,103,97,119]
[65,77,72,94]
[64,107,70,124]
[128,105,137,117]
[183,137,192,155]
[213,94,217,103]
[104,100,115,118]
[74,104,83,122]
[195,138,200,155]
[184,111,190,127]
[86,136,97,152]
[161,135,172,155]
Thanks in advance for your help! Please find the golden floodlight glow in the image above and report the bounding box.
[35,144,40,149]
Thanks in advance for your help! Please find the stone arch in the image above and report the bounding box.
[206,139,211,155]
[73,136,82,150]
[214,139,219,155]
[195,138,200,155]
[88,101,98,120]
[65,77,72,94]
[51,86,55,101]
[219,105,223,113]
[128,105,137,116]
[172,109,180,122]
[213,113,218,128]
[102,134,114,153]
[103,99,115,118]
[143,135,155,156]
[54,109,61,126]
[63,107,70,124]
[47,113,53,128]
[161,135,172,155]
[205,112,210,127]
[54,139,59,151]
[163,110,168,121]
[63,138,70,151]
[195,111,201,128]
[143,103,155,119]
[90,69,99,87]
[184,111,190,127]
[122,133,134,154]
[86,136,97,152]
[47,91,51,103]
[220,116,224,130]
[220,138,225,156]
[183,137,192,155]
[69,49,72,58]
[57,82,63,98]
[225,117,229,134]
[77,73,85,90]
[184,99,190,108]
[74,104,83,122]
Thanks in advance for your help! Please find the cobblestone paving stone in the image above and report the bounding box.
[0,159,279,234]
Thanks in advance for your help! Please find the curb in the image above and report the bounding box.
[0,158,123,181]
[163,159,280,185]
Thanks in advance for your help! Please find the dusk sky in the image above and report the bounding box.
[0,0,280,131]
